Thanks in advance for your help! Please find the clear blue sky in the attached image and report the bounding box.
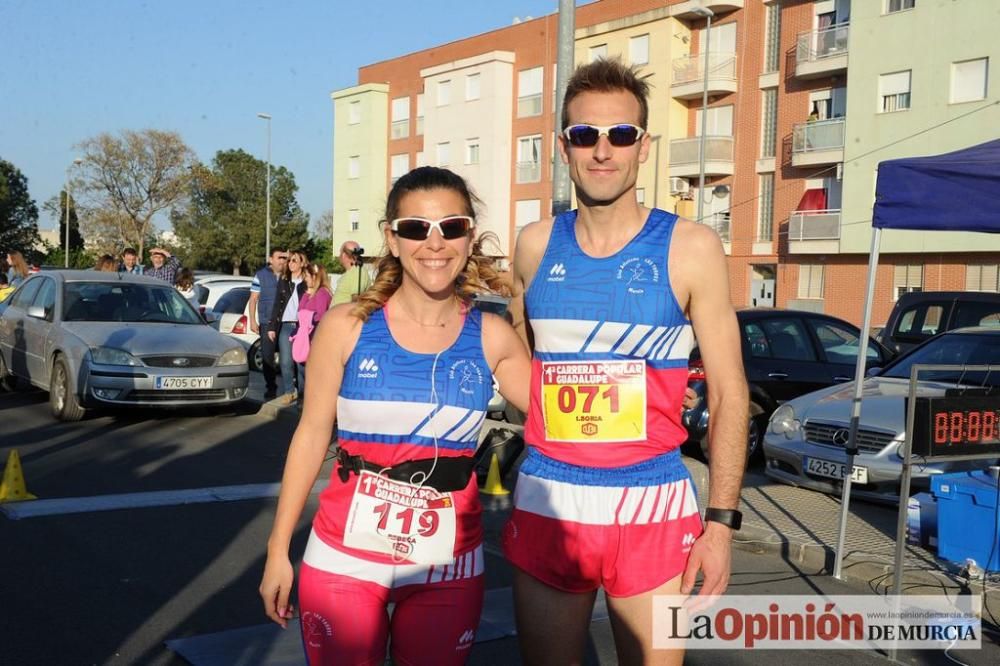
[0,0,570,232]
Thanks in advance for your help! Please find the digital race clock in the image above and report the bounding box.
[911,394,1000,457]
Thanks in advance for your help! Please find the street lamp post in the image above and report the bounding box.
[64,158,83,268]
[257,113,272,264]
[692,6,714,225]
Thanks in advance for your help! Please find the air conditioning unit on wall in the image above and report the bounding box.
[669,177,690,196]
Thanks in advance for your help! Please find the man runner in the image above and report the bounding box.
[503,59,749,665]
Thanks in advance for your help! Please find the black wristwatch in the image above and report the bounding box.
[705,507,742,531]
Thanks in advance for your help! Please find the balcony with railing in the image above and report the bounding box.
[789,209,841,253]
[671,53,738,100]
[791,117,845,167]
[704,212,731,243]
[795,23,849,79]
[668,136,735,178]
[516,161,541,184]
[672,1,745,19]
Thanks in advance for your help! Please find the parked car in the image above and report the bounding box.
[684,308,892,461]
[877,290,1000,356]
[193,275,254,317]
[763,327,1000,503]
[0,271,249,421]
[208,286,265,372]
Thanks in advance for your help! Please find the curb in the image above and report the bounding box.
[246,396,301,426]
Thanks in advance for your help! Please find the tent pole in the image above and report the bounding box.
[833,226,882,580]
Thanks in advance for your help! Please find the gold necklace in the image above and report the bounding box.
[396,299,459,328]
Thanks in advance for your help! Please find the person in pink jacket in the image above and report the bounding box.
[291,262,334,401]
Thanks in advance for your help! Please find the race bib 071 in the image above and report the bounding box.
[540,359,647,443]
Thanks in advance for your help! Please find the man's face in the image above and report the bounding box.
[558,90,650,207]
[151,253,165,268]
[270,252,289,273]
[123,253,137,268]
[340,244,359,267]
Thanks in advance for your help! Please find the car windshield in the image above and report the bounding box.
[63,282,203,324]
[881,333,1000,387]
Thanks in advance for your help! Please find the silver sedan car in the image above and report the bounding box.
[0,271,249,421]
[763,327,1000,503]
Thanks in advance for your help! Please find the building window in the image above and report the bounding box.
[518,67,543,117]
[886,0,915,14]
[763,1,781,74]
[635,188,645,205]
[798,264,825,299]
[465,138,480,165]
[348,156,360,179]
[516,135,542,183]
[390,154,409,184]
[758,174,774,242]
[391,97,410,140]
[629,35,649,66]
[349,209,360,232]
[415,150,426,167]
[588,44,608,63]
[760,89,777,158]
[695,104,734,136]
[966,264,1000,292]
[465,73,481,101]
[893,264,923,300]
[437,79,451,106]
[436,141,450,167]
[879,70,911,113]
[415,93,424,135]
[515,199,541,235]
[950,58,989,104]
[348,100,361,125]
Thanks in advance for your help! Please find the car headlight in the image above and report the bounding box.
[217,347,247,366]
[90,347,141,366]
[769,404,801,439]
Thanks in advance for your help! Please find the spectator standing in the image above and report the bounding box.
[5,251,30,288]
[267,250,308,405]
[332,241,372,305]
[119,248,143,274]
[0,274,13,302]
[290,262,333,401]
[174,268,198,307]
[249,248,288,400]
[95,254,117,272]
[146,248,180,283]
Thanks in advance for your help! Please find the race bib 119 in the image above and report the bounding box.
[343,471,457,565]
[540,360,647,443]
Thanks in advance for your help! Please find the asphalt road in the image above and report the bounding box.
[1,389,994,665]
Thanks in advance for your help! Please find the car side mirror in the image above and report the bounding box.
[26,305,46,320]
[865,366,882,378]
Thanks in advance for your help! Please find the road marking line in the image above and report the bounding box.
[0,480,327,520]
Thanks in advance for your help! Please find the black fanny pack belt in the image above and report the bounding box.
[336,448,475,493]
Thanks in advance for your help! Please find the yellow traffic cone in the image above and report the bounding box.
[0,450,37,502]
[481,453,510,496]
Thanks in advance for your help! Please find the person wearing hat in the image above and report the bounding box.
[146,247,181,283]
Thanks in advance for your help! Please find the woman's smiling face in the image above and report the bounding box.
[386,187,473,298]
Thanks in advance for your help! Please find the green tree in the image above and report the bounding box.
[42,190,85,254]
[76,129,195,261]
[172,149,309,274]
[0,157,41,256]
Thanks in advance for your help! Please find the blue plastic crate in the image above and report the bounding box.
[931,471,1000,571]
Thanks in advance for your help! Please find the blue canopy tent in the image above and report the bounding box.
[833,138,1000,583]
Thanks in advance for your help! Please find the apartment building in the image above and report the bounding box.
[331,0,1000,325]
